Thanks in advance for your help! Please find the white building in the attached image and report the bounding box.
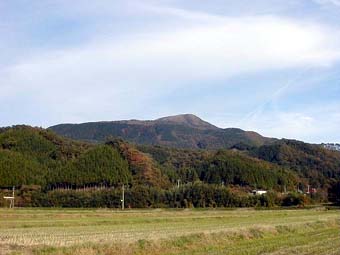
[252,190,267,195]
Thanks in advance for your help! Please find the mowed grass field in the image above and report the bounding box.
[0,208,339,255]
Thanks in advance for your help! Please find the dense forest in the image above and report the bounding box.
[253,139,340,188]
[0,125,339,208]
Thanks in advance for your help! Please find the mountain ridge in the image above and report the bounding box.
[49,114,274,149]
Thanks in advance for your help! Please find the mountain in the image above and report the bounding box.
[49,114,274,149]
[0,125,295,191]
[1,125,339,207]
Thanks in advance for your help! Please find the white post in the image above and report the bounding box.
[121,184,125,210]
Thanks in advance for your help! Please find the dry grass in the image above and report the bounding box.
[0,208,339,255]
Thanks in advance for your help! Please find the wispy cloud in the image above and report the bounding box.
[3,14,340,92]
[1,1,340,142]
[239,65,314,126]
[244,102,340,143]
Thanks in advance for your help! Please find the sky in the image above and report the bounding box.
[1,0,340,143]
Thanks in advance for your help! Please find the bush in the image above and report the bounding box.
[281,193,310,207]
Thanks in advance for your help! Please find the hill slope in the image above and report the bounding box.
[49,114,273,149]
[0,126,168,188]
[1,125,340,207]
[0,125,295,190]
[251,139,340,188]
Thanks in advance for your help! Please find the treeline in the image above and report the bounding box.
[8,183,310,208]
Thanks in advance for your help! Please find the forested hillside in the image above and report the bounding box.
[0,126,162,189]
[138,145,296,190]
[0,126,338,208]
[250,139,340,188]
[0,126,292,190]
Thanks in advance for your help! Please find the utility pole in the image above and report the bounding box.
[121,184,125,210]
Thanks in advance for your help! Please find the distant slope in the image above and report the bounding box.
[138,144,297,190]
[252,139,340,188]
[49,114,274,149]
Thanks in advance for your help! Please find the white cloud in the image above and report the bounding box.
[240,103,340,143]
[265,113,316,138]
[3,15,340,91]
[1,4,340,131]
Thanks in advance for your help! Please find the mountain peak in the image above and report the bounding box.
[49,114,272,149]
[155,114,217,130]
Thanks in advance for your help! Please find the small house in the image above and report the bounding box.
[252,190,267,195]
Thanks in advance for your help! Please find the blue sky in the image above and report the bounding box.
[1,0,340,143]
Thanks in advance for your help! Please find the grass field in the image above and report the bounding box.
[0,208,339,255]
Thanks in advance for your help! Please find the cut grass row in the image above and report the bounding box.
[18,220,340,255]
[0,208,339,254]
